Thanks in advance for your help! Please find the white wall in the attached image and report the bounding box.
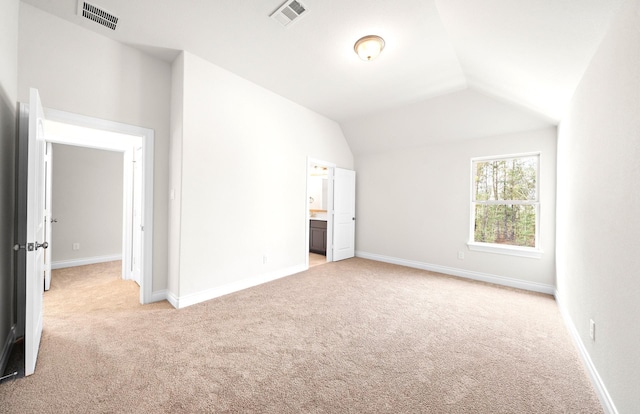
[556,0,640,412]
[168,53,184,297]
[0,0,19,363]
[51,144,123,263]
[170,51,353,302]
[18,3,171,294]
[355,127,557,290]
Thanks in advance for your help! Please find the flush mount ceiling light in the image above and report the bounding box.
[354,35,385,61]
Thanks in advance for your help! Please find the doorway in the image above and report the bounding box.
[49,144,130,280]
[16,90,154,378]
[306,158,357,269]
[42,108,154,304]
[307,158,335,268]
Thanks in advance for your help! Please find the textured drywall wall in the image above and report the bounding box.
[556,0,640,412]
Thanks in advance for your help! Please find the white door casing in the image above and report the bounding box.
[43,109,154,304]
[44,142,52,291]
[333,168,356,261]
[25,88,47,376]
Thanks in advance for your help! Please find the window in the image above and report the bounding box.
[469,153,541,258]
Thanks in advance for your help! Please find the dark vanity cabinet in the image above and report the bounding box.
[309,220,327,255]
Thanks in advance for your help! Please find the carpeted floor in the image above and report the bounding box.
[0,259,602,413]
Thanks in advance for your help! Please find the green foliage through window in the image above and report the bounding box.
[472,156,538,248]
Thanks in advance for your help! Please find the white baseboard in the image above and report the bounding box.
[170,264,307,309]
[355,251,555,295]
[165,291,179,309]
[150,289,168,304]
[555,290,618,414]
[51,254,122,270]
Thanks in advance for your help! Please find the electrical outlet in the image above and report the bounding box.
[457,251,464,260]
[589,319,596,341]
[72,243,80,251]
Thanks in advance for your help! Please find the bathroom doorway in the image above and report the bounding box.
[307,158,334,268]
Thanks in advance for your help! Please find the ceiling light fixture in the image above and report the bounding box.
[354,35,385,61]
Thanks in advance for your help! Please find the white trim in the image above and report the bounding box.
[355,251,555,295]
[467,242,543,259]
[471,151,542,163]
[170,264,307,309]
[555,291,618,414]
[472,200,538,206]
[51,254,122,269]
[44,108,150,139]
[166,291,179,308]
[150,289,168,304]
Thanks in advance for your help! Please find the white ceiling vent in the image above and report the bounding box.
[77,1,119,30]
[270,0,309,28]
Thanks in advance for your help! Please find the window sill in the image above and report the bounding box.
[467,242,543,259]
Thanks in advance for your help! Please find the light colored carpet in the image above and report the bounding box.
[0,259,602,413]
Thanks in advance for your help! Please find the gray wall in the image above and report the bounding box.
[556,0,640,412]
[51,144,123,263]
[0,0,19,366]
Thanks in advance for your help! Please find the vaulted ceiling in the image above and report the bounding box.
[21,0,624,153]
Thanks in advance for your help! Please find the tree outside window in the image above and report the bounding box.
[471,154,539,249]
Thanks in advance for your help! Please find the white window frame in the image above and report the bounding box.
[467,152,543,259]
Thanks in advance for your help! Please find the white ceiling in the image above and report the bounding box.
[21,0,624,151]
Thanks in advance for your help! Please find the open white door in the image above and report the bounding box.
[25,88,47,376]
[333,168,356,261]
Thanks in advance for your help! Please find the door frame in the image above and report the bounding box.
[306,157,335,267]
[43,108,154,304]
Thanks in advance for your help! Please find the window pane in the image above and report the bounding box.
[474,204,536,247]
[474,157,537,201]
